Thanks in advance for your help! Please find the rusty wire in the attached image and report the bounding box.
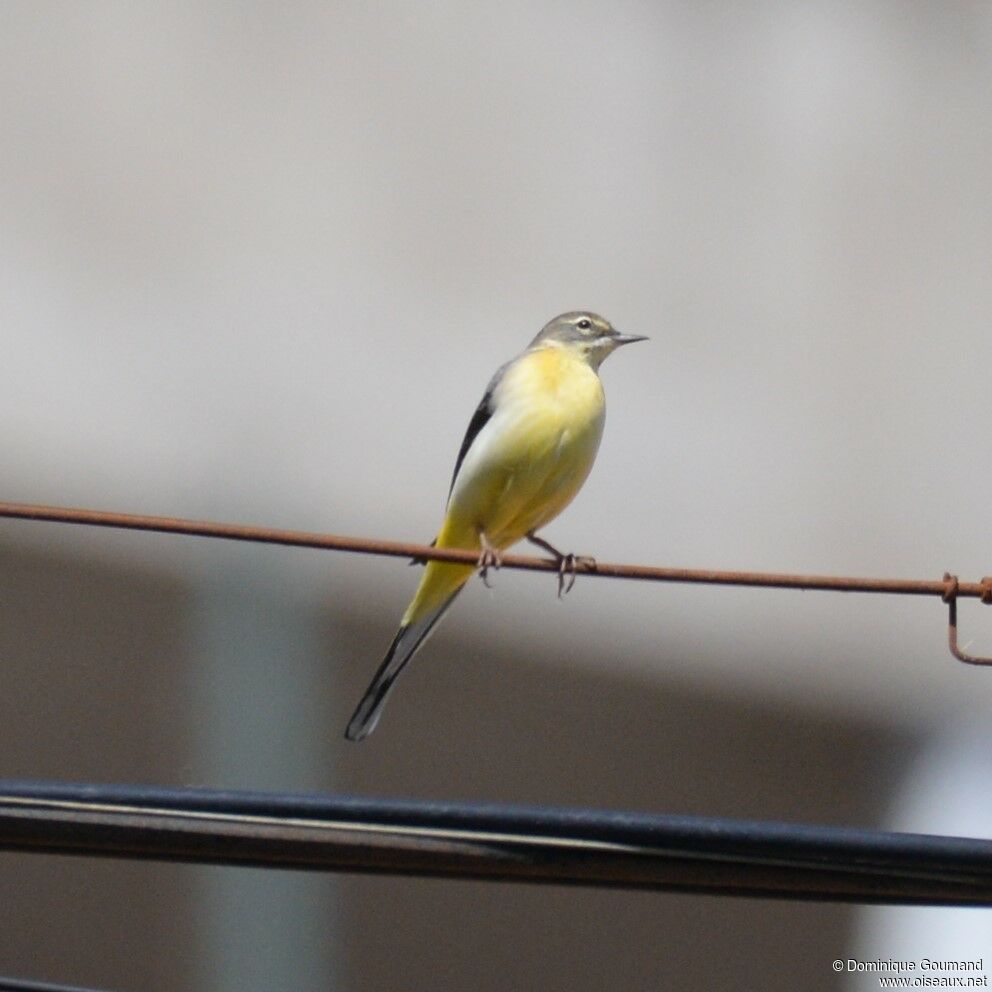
[1,499,991,663]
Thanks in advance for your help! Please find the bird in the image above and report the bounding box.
[344,311,647,741]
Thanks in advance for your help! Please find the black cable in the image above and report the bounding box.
[1,780,990,905]
[0,978,111,992]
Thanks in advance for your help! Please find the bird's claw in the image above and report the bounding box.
[556,553,597,598]
[525,532,594,597]
[477,544,503,588]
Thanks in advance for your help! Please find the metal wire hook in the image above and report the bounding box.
[944,573,992,665]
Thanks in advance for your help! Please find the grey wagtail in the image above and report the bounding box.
[345,311,646,740]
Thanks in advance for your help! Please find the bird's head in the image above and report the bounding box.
[529,311,647,369]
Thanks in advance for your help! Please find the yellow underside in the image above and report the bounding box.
[403,344,605,623]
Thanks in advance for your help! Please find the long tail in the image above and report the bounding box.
[344,592,461,741]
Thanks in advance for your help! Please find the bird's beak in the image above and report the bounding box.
[612,333,649,346]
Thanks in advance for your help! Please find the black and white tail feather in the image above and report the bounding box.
[344,591,462,741]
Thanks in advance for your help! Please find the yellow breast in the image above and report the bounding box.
[511,343,604,415]
[443,344,606,549]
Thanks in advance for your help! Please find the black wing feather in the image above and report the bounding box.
[447,361,510,499]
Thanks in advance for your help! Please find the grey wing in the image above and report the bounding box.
[447,359,512,500]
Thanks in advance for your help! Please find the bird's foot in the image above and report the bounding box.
[556,553,597,597]
[477,536,503,588]
[526,533,596,598]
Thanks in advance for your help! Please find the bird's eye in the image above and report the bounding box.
[577,318,592,330]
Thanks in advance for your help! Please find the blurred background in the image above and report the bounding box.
[1,2,991,989]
